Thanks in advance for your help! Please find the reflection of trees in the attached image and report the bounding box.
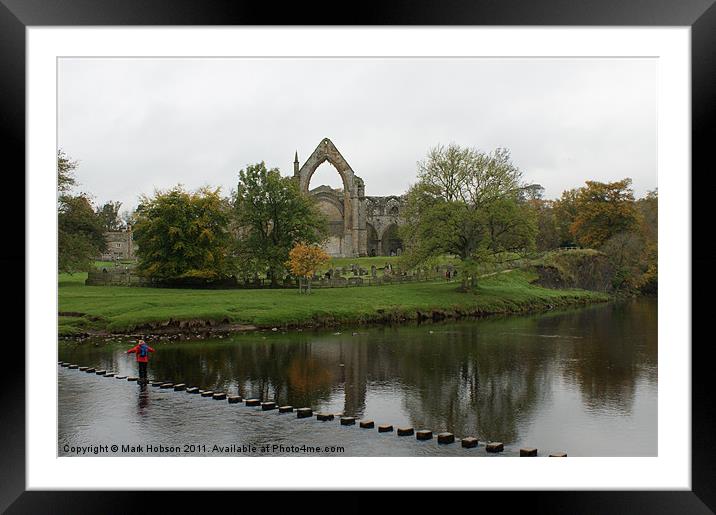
[144,339,338,408]
[393,324,552,443]
[556,298,657,413]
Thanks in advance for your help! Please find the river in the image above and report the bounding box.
[58,297,657,457]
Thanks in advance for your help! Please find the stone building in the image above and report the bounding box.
[294,138,405,257]
[99,227,136,261]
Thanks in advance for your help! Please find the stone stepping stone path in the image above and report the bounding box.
[59,362,551,456]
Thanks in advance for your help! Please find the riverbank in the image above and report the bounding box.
[58,269,609,338]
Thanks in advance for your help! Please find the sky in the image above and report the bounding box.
[58,57,657,212]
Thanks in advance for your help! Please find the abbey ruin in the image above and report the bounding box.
[99,138,405,261]
[295,138,404,258]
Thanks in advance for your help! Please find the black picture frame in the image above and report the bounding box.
[4,0,713,512]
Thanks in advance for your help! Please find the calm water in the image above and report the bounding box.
[58,297,657,457]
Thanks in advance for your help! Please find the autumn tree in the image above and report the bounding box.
[233,162,327,286]
[287,243,330,293]
[133,185,233,282]
[636,189,658,293]
[570,179,639,249]
[400,144,536,289]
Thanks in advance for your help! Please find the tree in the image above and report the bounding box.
[636,189,657,293]
[58,194,107,273]
[287,243,330,294]
[96,201,124,231]
[233,162,327,286]
[552,188,580,247]
[57,149,106,273]
[57,149,78,194]
[401,144,536,289]
[133,185,233,282]
[570,179,639,249]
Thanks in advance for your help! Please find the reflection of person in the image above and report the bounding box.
[127,339,155,384]
[137,382,149,415]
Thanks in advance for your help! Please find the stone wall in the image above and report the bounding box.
[99,228,137,261]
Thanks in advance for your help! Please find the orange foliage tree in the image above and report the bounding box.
[287,243,330,293]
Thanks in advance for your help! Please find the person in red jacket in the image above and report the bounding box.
[127,339,155,384]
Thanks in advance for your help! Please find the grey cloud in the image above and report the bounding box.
[58,57,657,210]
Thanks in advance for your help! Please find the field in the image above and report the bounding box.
[58,268,608,336]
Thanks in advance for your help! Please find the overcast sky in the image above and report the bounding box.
[58,58,656,212]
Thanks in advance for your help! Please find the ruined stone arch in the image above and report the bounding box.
[380,223,403,256]
[385,196,401,216]
[294,138,367,257]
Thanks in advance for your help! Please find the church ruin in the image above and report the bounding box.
[293,138,404,258]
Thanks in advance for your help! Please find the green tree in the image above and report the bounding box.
[552,188,580,247]
[234,162,327,286]
[57,149,106,273]
[521,185,560,252]
[58,195,107,273]
[570,179,639,249]
[96,201,124,231]
[57,149,78,194]
[401,144,536,289]
[133,185,233,282]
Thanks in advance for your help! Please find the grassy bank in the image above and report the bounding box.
[58,268,608,337]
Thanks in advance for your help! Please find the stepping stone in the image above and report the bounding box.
[397,427,414,436]
[416,430,433,441]
[60,363,69,367]
[549,452,567,457]
[78,367,88,371]
[127,376,139,381]
[228,395,242,404]
[213,392,227,400]
[173,384,186,391]
[186,387,200,394]
[115,375,127,380]
[520,448,538,457]
[201,391,214,397]
[151,381,163,387]
[68,365,78,369]
[85,368,96,373]
[461,437,479,448]
[160,383,174,389]
[245,398,261,406]
[378,424,393,433]
[95,370,106,375]
[278,405,293,413]
[340,417,356,426]
[104,372,115,378]
[437,433,455,444]
[296,408,312,418]
[359,420,374,429]
[261,401,277,410]
[316,413,334,421]
[486,442,504,453]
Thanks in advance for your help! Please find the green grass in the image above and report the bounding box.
[58,268,608,336]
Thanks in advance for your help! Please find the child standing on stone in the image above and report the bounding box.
[127,339,155,384]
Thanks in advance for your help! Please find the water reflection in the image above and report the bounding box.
[59,298,657,455]
[137,382,150,416]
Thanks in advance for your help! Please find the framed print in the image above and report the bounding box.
[4,0,714,511]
